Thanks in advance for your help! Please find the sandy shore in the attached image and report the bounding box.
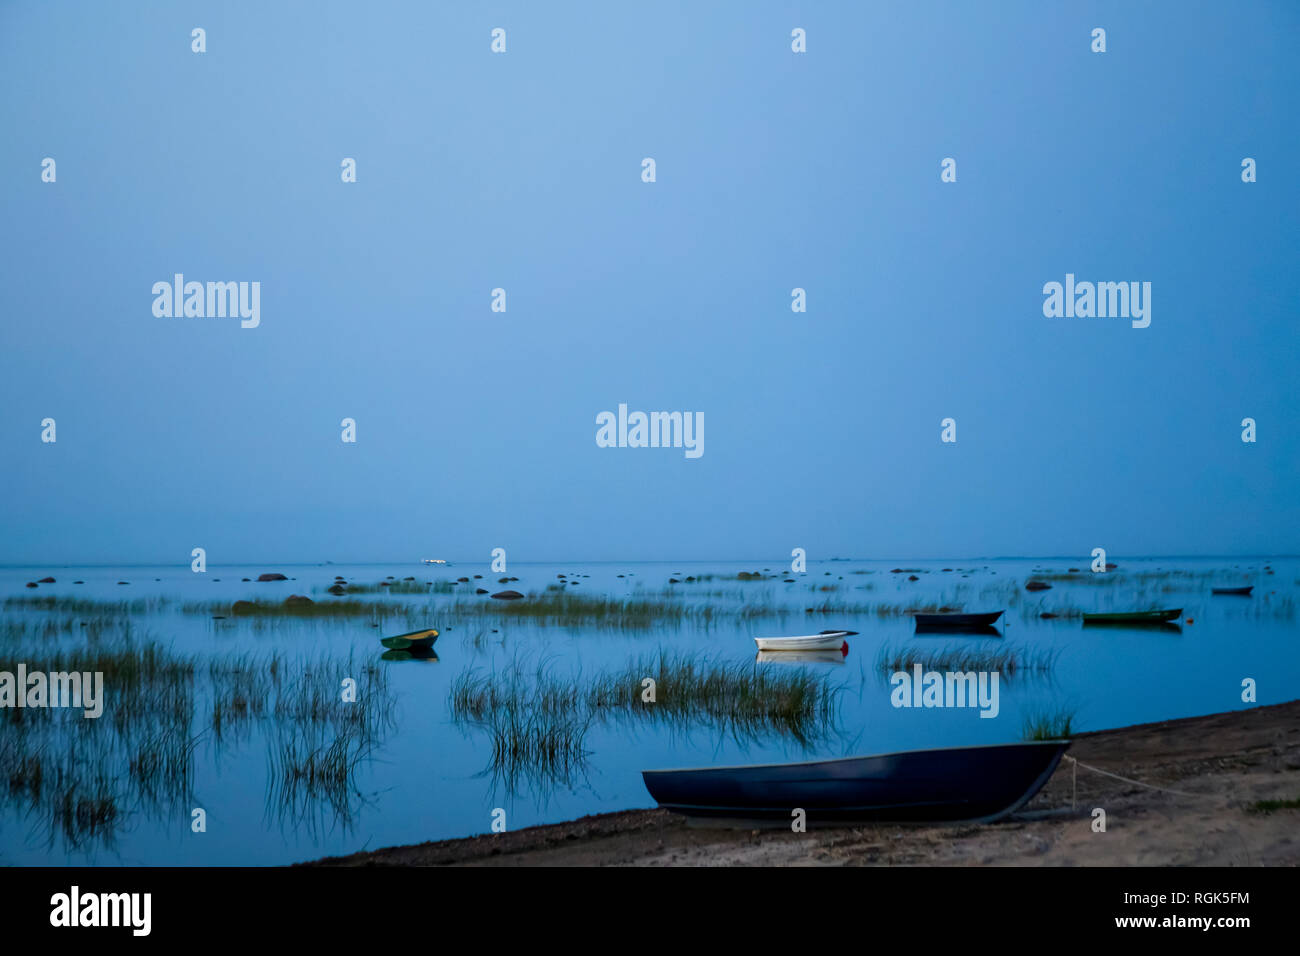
[309,700,1300,866]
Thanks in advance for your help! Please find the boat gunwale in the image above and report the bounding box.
[641,739,1069,776]
[753,630,850,642]
[388,627,439,639]
[912,610,1004,620]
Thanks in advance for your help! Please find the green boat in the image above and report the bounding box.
[380,627,439,650]
[1082,609,1182,625]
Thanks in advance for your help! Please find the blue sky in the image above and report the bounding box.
[1,1,1297,564]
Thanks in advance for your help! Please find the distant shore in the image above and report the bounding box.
[307,699,1300,866]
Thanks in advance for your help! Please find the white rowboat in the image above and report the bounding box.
[753,631,851,652]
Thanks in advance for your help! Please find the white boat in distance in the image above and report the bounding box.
[753,630,853,652]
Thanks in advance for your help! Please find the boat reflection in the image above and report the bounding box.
[380,648,440,662]
[914,624,1002,637]
[755,649,846,665]
[1082,621,1182,633]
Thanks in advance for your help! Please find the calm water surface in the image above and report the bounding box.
[1,557,1295,865]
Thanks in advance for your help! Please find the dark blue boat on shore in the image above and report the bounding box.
[642,740,1068,825]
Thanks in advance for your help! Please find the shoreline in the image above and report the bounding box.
[306,700,1300,866]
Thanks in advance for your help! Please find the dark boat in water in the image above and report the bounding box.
[1211,586,1253,596]
[1082,609,1181,626]
[380,627,439,650]
[913,610,1003,633]
[642,740,1068,825]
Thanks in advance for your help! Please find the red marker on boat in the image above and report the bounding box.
[841,641,849,656]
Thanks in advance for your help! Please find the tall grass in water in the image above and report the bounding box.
[1021,709,1076,740]
[451,660,594,799]
[2,596,168,615]
[128,723,200,809]
[0,615,122,641]
[875,642,1059,676]
[265,722,378,836]
[587,650,841,745]
[0,629,395,849]
[260,656,394,835]
[2,735,124,851]
[450,652,841,796]
[211,598,403,619]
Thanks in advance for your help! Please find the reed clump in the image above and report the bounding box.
[875,642,1059,675]
[450,651,842,796]
[587,650,840,743]
[1021,708,1076,740]
[0,628,395,849]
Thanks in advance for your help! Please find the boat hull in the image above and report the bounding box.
[754,631,849,652]
[914,611,1003,632]
[642,741,1069,825]
[380,627,439,650]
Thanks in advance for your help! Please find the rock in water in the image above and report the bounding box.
[232,600,257,615]
[285,595,315,608]
[490,590,524,600]
[256,573,288,582]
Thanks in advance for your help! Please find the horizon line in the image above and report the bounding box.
[1,552,1296,570]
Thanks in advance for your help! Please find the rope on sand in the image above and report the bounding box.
[1063,754,1208,808]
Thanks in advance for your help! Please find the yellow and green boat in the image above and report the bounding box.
[380,627,439,650]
